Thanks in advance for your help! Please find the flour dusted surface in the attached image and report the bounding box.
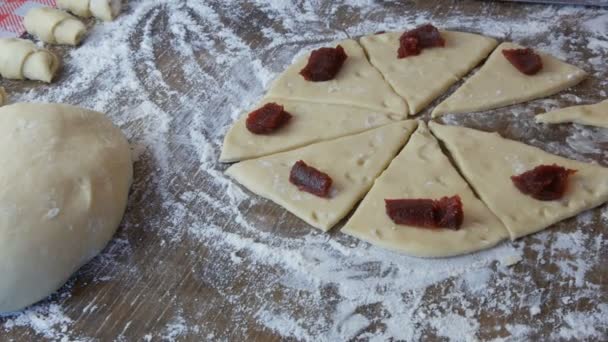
[1,0,607,340]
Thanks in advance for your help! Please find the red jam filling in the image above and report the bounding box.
[502,48,543,75]
[300,45,348,82]
[398,24,445,58]
[511,164,576,201]
[289,160,333,197]
[245,103,292,134]
[385,195,464,230]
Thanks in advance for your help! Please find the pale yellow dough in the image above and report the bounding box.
[429,122,608,239]
[58,0,121,21]
[266,39,409,117]
[57,0,92,18]
[432,42,587,117]
[24,7,87,45]
[535,100,608,128]
[0,38,60,83]
[359,31,497,115]
[226,121,418,231]
[220,99,401,162]
[342,122,510,257]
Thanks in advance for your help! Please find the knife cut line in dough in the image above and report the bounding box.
[220,98,403,162]
[342,121,510,258]
[535,100,608,129]
[266,39,409,117]
[360,30,498,115]
[226,120,418,231]
[432,42,587,117]
[429,122,608,239]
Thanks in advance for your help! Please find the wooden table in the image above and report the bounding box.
[2,1,607,340]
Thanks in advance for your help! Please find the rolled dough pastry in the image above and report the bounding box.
[535,100,608,128]
[359,31,497,114]
[0,38,60,83]
[266,39,409,117]
[429,122,608,239]
[432,42,587,117]
[0,103,132,313]
[90,0,122,21]
[57,0,92,18]
[24,7,87,45]
[342,122,509,257]
[220,99,401,162]
[226,121,418,231]
[0,87,6,107]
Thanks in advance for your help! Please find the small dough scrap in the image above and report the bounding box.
[57,0,92,18]
[0,87,6,107]
[226,121,418,231]
[24,7,87,45]
[0,38,60,83]
[90,0,122,21]
[220,99,401,162]
[0,103,132,313]
[535,100,608,128]
[266,39,409,117]
[360,30,497,114]
[429,122,608,239]
[432,42,587,117]
[342,122,509,258]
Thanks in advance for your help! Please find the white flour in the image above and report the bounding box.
[1,1,607,341]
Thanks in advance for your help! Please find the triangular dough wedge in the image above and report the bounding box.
[266,39,409,117]
[220,99,401,162]
[535,100,608,128]
[342,122,509,257]
[429,122,608,239]
[432,42,587,117]
[226,121,418,231]
[359,30,497,114]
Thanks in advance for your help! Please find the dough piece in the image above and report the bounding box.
[342,122,509,257]
[90,0,122,21]
[535,100,608,128]
[0,103,133,313]
[220,99,402,162]
[24,7,87,45]
[432,42,587,117]
[429,122,608,239]
[0,38,60,83]
[360,31,497,114]
[0,87,6,107]
[226,121,418,231]
[57,0,92,18]
[266,39,409,117]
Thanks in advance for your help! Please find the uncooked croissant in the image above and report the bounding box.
[0,38,60,83]
[58,0,122,21]
[24,7,87,45]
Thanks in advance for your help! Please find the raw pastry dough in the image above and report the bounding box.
[359,31,497,114]
[220,99,401,162]
[0,103,132,313]
[432,42,587,117]
[342,122,509,257]
[58,0,121,21]
[24,7,87,45]
[0,87,6,107]
[535,100,608,128]
[429,122,608,239]
[266,39,409,117]
[226,121,418,231]
[0,38,60,83]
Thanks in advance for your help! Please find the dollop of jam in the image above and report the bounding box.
[385,195,464,230]
[502,48,543,75]
[289,160,333,197]
[300,45,348,82]
[398,24,445,58]
[245,103,292,134]
[511,164,576,201]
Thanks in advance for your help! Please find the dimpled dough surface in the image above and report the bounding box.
[220,98,400,162]
[226,121,418,231]
[342,122,510,258]
[359,31,497,114]
[535,100,608,128]
[0,103,133,313]
[266,39,409,117]
[432,42,587,117]
[429,122,608,239]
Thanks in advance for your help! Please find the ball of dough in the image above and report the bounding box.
[0,103,133,313]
